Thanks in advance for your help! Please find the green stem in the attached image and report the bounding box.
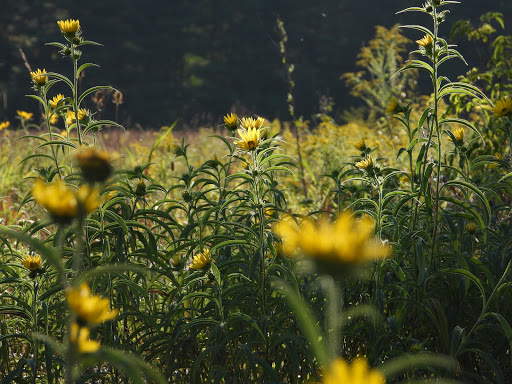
[32,279,39,384]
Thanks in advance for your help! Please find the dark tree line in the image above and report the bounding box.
[0,0,509,128]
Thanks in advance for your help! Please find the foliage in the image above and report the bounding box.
[1,1,512,383]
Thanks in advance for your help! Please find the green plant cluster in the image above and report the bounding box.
[1,1,512,383]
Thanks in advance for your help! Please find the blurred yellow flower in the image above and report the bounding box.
[32,179,99,220]
[354,138,367,151]
[77,185,101,213]
[0,121,10,131]
[385,97,402,114]
[49,94,65,109]
[32,179,78,219]
[223,113,238,130]
[66,283,118,324]
[448,127,464,144]
[489,152,503,169]
[190,249,211,269]
[355,156,374,170]
[66,110,75,125]
[17,110,33,120]
[57,19,80,34]
[44,113,59,125]
[236,127,261,151]
[321,358,385,384]
[30,68,47,85]
[416,34,433,47]
[274,211,390,264]
[70,323,100,354]
[21,255,42,271]
[492,96,512,117]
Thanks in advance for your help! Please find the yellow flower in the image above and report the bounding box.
[61,130,68,139]
[21,255,42,271]
[355,156,374,170]
[77,185,101,213]
[235,127,261,151]
[30,68,47,85]
[32,179,78,219]
[66,283,118,324]
[66,110,75,126]
[448,127,464,144]
[385,97,402,114]
[416,34,433,47]
[49,94,65,109]
[274,211,390,264]
[489,152,503,169]
[492,96,512,117]
[77,108,88,121]
[44,113,59,125]
[0,121,10,131]
[190,249,211,270]
[70,323,100,354]
[223,113,238,130]
[321,358,385,384]
[354,138,367,151]
[17,110,33,120]
[75,147,112,183]
[32,179,99,221]
[57,19,80,34]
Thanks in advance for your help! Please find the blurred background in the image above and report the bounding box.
[0,0,509,130]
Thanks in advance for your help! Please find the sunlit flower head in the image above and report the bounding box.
[354,138,367,151]
[75,147,112,183]
[223,113,238,130]
[70,323,100,354]
[321,358,385,384]
[274,211,390,265]
[0,121,10,131]
[190,249,211,270]
[17,110,33,120]
[77,108,88,121]
[416,34,433,48]
[49,94,65,109]
[21,254,42,271]
[448,127,464,144]
[241,116,262,129]
[57,19,80,34]
[492,96,512,117]
[355,156,374,170]
[66,283,118,324]
[235,127,261,151]
[30,68,47,85]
